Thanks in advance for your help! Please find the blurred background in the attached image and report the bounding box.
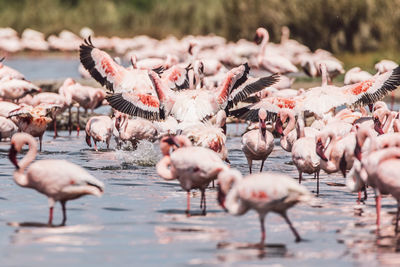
[0,0,399,69]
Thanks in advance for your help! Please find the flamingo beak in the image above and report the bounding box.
[115,117,120,131]
[260,119,267,137]
[217,185,227,212]
[354,139,362,161]
[8,144,19,169]
[275,118,283,135]
[374,118,384,135]
[164,136,180,148]
[368,104,373,112]
[316,140,328,161]
[254,33,262,45]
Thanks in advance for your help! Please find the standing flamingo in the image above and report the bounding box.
[217,169,312,244]
[241,108,274,173]
[85,116,113,151]
[156,135,228,216]
[8,133,104,226]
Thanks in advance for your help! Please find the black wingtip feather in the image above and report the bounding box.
[106,93,161,121]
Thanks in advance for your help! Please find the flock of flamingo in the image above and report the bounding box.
[1,25,400,246]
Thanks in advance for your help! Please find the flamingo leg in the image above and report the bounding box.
[211,180,215,188]
[77,107,80,136]
[358,191,362,203]
[299,171,302,184]
[391,91,395,110]
[363,185,368,201]
[39,135,43,152]
[396,205,400,233]
[94,141,98,151]
[68,106,72,135]
[200,189,206,215]
[61,200,67,226]
[247,158,252,174]
[186,191,191,217]
[375,194,382,229]
[316,170,320,196]
[53,114,58,139]
[48,207,54,226]
[259,215,266,245]
[281,212,301,242]
[260,160,265,172]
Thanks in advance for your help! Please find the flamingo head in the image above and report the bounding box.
[315,137,328,161]
[217,169,242,211]
[373,116,384,135]
[8,143,19,169]
[275,110,288,136]
[160,136,179,155]
[258,108,267,137]
[254,27,267,45]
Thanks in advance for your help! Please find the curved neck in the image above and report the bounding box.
[320,65,328,86]
[324,132,337,155]
[259,30,269,59]
[283,113,296,136]
[296,119,305,139]
[382,112,394,133]
[14,138,37,187]
[225,186,248,215]
[156,156,175,180]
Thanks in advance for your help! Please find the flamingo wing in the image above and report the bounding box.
[227,73,280,109]
[162,65,190,91]
[230,96,301,122]
[7,105,33,119]
[79,37,127,92]
[106,92,163,120]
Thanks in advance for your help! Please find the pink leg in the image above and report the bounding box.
[48,207,54,226]
[316,170,320,196]
[53,115,58,139]
[299,171,302,184]
[391,91,395,110]
[68,106,72,135]
[94,141,98,151]
[186,191,191,217]
[77,107,80,136]
[376,195,381,229]
[357,191,361,203]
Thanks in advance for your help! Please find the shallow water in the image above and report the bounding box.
[0,123,400,267]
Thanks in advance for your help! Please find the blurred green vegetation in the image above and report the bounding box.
[0,0,399,56]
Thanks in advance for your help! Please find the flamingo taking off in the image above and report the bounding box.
[217,169,312,244]
[8,133,104,226]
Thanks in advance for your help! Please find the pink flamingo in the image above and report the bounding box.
[291,119,321,194]
[241,108,274,173]
[156,135,228,216]
[85,115,113,151]
[0,100,19,117]
[217,169,312,244]
[344,67,372,85]
[114,111,157,149]
[0,116,17,140]
[8,132,104,226]
[8,104,59,151]
[254,27,298,74]
[0,77,40,102]
[0,57,25,79]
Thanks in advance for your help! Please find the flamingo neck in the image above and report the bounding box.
[324,132,337,156]
[258,30,269,61]
[321,66,328,86]
[156,156,175,180]
[225,182,247,216]
[120,116,129,139]
[14,138,37,187]
[382,112,394,133]
[283,113,296,136]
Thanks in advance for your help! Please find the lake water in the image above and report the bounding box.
[0,58,400,266]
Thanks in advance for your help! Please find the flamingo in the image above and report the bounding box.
[0,100,19,117]
[291,119,321,194]
[0,57,25,79]
[0,116,17,140]
[114,111,157,149]
[374,60,399,109]
[344,67,373,85]
[241,108,274,173]
[30,92,72,138]
[85,115,113,151]
[156,135,228,216]
[8,104,59,151]
[182,110,228,162]
[231,64,400,125]
[8,133,104,226]
[0,77,40,101]
[79,37,279,123]
[254,27,298,74]
[217,169,312,244]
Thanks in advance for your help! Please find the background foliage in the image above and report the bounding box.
[0,0,399,53]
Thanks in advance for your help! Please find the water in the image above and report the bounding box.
[1,58,400,266]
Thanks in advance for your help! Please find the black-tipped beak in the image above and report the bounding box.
[275,118,283,136]
[354,139,362,161]
[217,185,227,212]
[374,118,384,135]
[316,140,328,161]
[164,136,180,148]
[254,33,262,45]
[8,144,19,170]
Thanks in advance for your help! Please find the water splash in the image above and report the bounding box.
[115,140,161,167]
